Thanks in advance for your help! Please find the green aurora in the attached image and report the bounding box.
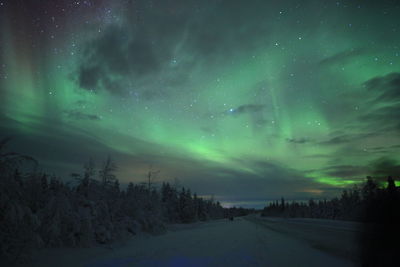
[1,0,400,207]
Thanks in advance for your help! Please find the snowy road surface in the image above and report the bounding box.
[27,216,359,267]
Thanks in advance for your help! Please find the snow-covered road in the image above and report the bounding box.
[27,216,358,267]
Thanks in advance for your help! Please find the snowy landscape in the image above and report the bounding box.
[2,0,400,266]
[1,141,399,266]
[23,216,359,267]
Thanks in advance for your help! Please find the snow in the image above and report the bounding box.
[23,216,356,267]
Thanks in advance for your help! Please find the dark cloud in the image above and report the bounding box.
[364,72,400,102]
[320,135,351,145]
[309,158,400,180]
[186,158,341,200]
[358,101,400,132]
[304,154,332,158]
[227,104,265,115]
[358,73,400,132]
[75,1,276,97]
[286,137,311,144]
[371,157,400,178]
[200,126,217,135]
[329,72,400,143]
[348,73,400,134]
[64,110,101,121]
[219,104,268,132]
[319,132,379,145]
[78,65,102,91]
[77,25,162,95]
[0,113,180,181]
[317,73,400,151]
[367,146,393,154]
[74,100,88,106]
[3,112,330,201]
[319,48,368,66]
[319,165,366,178]
[0,114,108,175]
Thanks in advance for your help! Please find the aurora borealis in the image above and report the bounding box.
[1,0,400,207]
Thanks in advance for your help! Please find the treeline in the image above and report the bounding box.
[0,145,236,264]
[261,176,400,223]
[262,176,400,266]
[224,206,255,218]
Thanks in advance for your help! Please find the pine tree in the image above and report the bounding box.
[387,176,396,194]
[99,156,116,187]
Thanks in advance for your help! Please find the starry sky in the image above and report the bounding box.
[1,0,400,208]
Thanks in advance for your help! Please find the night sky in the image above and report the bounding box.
[1,0,400,208]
